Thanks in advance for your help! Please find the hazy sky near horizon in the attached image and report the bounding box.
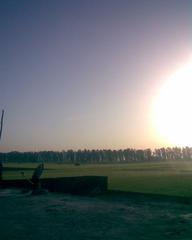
[0,0,191,152]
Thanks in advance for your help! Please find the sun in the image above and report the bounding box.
[153,61,192,147]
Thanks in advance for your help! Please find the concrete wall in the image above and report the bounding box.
[1,176,108,195]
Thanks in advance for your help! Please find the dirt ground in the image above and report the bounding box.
[0,189,192,240]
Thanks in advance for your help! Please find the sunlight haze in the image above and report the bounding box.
[153,59,192,147]
[0,0,191,152]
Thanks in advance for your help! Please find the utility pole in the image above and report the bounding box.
[0,110,4,182]
[0,109,4,141]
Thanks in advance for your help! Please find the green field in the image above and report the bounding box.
[3,161,192,197]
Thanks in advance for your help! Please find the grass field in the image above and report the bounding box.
[3,160,192,197]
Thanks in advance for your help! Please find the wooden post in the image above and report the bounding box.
[0,110,4,141]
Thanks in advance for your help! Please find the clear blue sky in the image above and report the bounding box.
[0,0,191,152]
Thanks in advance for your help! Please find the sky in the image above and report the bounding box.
[0,0,191,152]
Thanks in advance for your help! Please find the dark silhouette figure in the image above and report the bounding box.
[31,163,44,192]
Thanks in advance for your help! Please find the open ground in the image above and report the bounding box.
[3,160,192,197]
[2,161,192,239]
[1,188,192,240]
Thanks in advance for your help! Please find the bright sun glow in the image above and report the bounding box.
[153,61,192,147]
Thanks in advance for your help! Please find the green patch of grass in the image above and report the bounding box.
[3,161,192,197]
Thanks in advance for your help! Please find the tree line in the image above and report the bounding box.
[0,147,192,164]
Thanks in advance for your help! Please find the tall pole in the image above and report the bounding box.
[0,110,4,141]
[0,110,4,182]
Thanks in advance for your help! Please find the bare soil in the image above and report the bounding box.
[0,189,192,240]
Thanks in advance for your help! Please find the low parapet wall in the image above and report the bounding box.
[1,176,108,195]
